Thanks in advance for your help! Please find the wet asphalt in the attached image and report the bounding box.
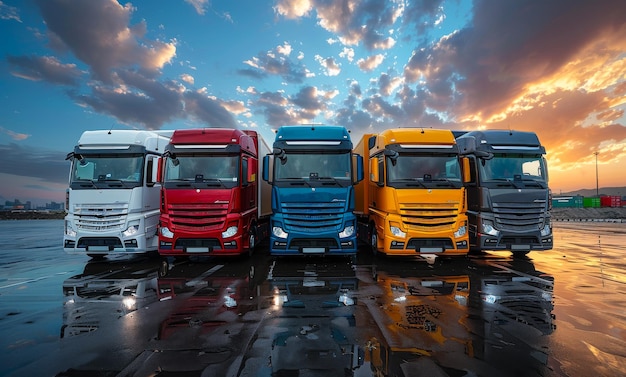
[1,220,624,377]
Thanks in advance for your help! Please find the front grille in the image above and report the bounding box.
[74,203,129,231]
[282,202,344,233]
[167,202,228,231]
[493,201,546,231]
[399,202,460,231]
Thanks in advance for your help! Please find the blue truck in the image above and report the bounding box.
[263,125,363,256]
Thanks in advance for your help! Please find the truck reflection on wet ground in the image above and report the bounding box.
[6,221,626,377]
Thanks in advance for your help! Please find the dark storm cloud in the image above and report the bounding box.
[404,0,626,119]
[0,143,68,185]
[7,55,83,86]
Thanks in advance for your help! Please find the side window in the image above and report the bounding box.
[242,158,249,185]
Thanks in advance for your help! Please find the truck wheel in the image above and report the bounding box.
[248,229,256,257]
[369,225,378,255]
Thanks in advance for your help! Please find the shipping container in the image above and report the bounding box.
[552,195,583,208]
[600,195,622,208]
[583,197,601,208]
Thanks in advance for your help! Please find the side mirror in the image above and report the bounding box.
[273,148,287,165]
[156,157,163,183]
[262,155,272,183]
[352,154,364,183]
[369,158,379,183]
[462,157,471,183]
[383,149,398,166]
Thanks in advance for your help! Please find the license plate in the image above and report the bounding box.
[302,247,325,254]
[419,247,443,253]
[511,244,530,251]
[187,247,210,253]
[87,246,109,252]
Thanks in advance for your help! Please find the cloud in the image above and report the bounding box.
[357,54,385,72]
[314,55,341,76]
[273,0,313,19]
[242,45,309,83]
[185,0,209,15]
[0,127,30,141]
[7,55,83,86]
[275,0,402,50]
[0,1,21,22]
[74,70,185,130]
[33,0,176,81]
[183,91,239,129]
[180,73,195,85]
[0,143,68,185]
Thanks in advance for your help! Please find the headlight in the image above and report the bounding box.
[160,226,174,238]
[222,226,238,238]
[540,224,551,236]
[454,225,467,238]
[339,225,354,238]
[123,224,139,237]
[65,221,76,237]
[272,226,288,239]
[481,221,499,236]
[390,225,406,238]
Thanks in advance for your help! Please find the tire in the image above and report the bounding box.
[248,228,257,257]
[369,225,378,255]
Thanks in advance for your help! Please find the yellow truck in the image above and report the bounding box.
[353,128,469,256]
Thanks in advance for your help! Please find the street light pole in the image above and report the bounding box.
[594,151,599,197]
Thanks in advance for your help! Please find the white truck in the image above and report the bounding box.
[64,130,172,257]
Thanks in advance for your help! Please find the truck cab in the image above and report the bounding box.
[64,130,171,257]
[354,129,469,257]
[455,130,553,255]
[158,128,270,257]
[263,125,363,256]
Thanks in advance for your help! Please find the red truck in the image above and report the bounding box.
[158,128,271,257]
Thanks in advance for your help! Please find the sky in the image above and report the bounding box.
[1,0,625,205]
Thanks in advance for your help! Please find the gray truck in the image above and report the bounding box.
[455,130,552,255]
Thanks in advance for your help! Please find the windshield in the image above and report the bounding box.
[70,154,143,188]
[164,155,238,189]
[274,152,351,186]
[387,154,462,188]
[479,154,548,185]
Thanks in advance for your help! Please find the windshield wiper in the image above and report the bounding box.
[491,178,523,189]
[317,177,342,186]
[393,178,428,188]
[279,177,312,187]
[432,177,457,187]
[521,178,547,189]
[75,179,98,188]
